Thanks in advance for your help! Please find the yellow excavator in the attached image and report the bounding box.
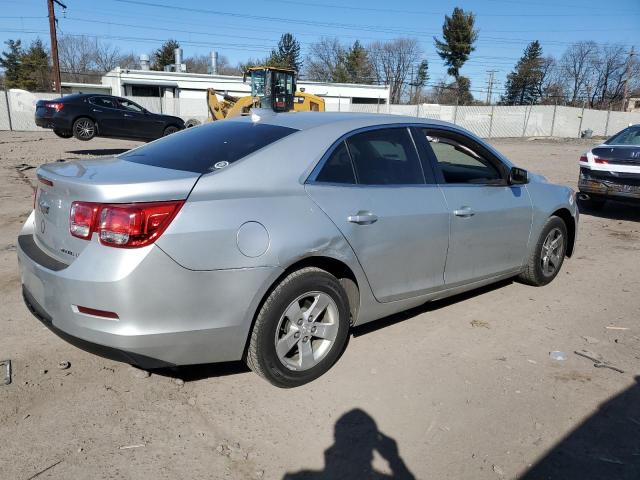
[207,66,325,121]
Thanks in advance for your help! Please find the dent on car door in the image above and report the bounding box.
[415,128,532,286]
[305,127,450,303]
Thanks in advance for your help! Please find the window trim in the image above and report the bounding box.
[417,127,510,187]
[306,124,431,187]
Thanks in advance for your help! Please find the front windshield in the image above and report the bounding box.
[251,70,266,97]
[606,126,640,146]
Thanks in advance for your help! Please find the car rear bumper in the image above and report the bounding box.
[34,116,54,129]
[17,222,282,368]
[578,168,640,201]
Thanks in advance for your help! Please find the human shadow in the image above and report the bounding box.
[66,148,130,156]
[521,376,640,480]
[283,408,416,480]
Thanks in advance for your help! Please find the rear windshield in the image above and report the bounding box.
[605,126,640,146]
[121,121,298,173]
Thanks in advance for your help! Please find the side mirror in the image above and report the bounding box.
[509,167,529,185]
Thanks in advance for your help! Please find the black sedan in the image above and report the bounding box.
[35,94,185,141]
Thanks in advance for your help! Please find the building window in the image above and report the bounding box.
[129,85,162,97]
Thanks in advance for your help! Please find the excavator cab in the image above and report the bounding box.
[246,67,296,112]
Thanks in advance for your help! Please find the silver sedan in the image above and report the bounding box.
[17,112,578,387]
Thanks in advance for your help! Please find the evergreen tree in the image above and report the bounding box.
[409,59,429,102]
[22,39,50,91]
[433,8,478,81]
[344,41,373,84]
[0,40,24,89]
[268,33,302,71]
[501,41,544,105]
[152,39,180,71]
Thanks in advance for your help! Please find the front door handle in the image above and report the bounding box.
[123,113,133,117]
[453,206,475,218]
[92,109,102,112]
[347,211,378,225]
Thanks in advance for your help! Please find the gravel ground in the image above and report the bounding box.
[0,131,639,480]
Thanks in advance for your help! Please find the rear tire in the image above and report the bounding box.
[518,216,568,287]
[246,267,350,388]
[163,125,179,136]
[72,117,96,141]
[53,128,72,138]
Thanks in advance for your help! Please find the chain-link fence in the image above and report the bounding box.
[2,89,640,138]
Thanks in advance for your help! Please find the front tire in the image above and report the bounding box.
[72,117,96,141]
[246,267,350,388]
[53,128,72,138]
[163,125,179,136]
[518,216,568,286]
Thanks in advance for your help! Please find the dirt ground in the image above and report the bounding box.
[1,131,639,480]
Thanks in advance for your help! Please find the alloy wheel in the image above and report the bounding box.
[75,120,94,139]
[274,291,339,371]
[540,227,564,277]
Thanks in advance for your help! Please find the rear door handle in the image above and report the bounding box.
[453,206,475,218]
[92,109,102,112]
[347,211,378,225]
[123,113,133,117]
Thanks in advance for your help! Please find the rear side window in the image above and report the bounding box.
[315,142,356,184]
[606,126,640,146]
[90,96,117,108]
[346,128,424,185]
[121,121,298,173]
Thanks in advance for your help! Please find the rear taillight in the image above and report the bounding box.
[46,102,64,112]
[594,156,609,164]
[579,155,588,163]
[69,201,183,248]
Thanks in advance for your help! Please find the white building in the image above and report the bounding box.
[99,67,390,122]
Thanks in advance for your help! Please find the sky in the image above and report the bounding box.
[2,0,639,100]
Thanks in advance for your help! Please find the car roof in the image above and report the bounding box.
[227,111,454,132]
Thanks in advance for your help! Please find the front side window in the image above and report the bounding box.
[117,99,144,113]
[421,130,503,184]
[315,142,356,184]
[346,128,424,185]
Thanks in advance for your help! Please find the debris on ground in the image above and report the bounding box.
[187,397,196,406]
[15,163,35,171]
[574,350,624,373]
[549,351,567,361]
[26,459,63,480]
[581,336,599,345]
[57,361,71,370]
[492,463,505,476]
[605,326,629,331]
[173,378,185,386]
[1,359,11,385]
[470,319,490,329]
[118,444,145,450]
[128,366,150,379]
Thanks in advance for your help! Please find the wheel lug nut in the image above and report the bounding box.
[297,319,303,325]
[311,326,317,333]
[302,336,309,343]
[294,332,300,339]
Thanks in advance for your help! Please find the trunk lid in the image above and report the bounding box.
[593,146,640,166]
[34,156,200,264]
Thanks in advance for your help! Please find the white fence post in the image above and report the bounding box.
[550,102,557,137]
[577,101,586,138]
[604,107,611,137]
[3,90,12,131]
[488,104,494,138]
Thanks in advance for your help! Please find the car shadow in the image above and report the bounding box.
[66,148,130,156]
[156,279,515,383]
[283,408,416,480]
[521,376,640,480]
[579,201,640,222]
[352,278,513,338]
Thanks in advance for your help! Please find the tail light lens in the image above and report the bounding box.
[46,102,64,112]
[579,155,588,163]
[594,156,609,164]
[69,200,183,248]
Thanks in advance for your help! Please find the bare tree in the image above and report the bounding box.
[305,38,347,82]
[94,41,122,73]
[559,41,598,105]
[590,44,628,109]
[185,53,240,75]
[368,38,421,103]
[58,35,97,82]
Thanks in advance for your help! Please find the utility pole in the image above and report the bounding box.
[47,0,66,94]
[485,70,497,104]
[622,46,635,112]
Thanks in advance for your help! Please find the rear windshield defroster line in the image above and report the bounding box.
[121,121,298,174]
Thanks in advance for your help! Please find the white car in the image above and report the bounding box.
[578,124,640,208]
